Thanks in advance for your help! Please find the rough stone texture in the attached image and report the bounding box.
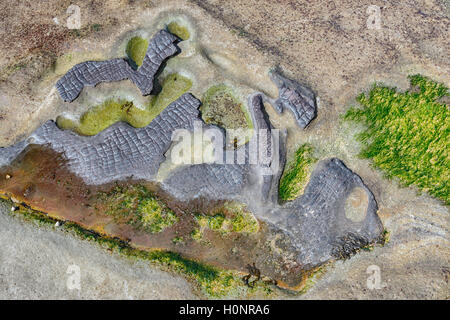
[0,201,196,300]
[190,0,449,300]
[248,93,281,201]
[1,78,383,273]
[56,30,179,102]
[268,72,317,128]
[161,93,281,202]
[271,158,383,269]
[0,93,201,185]
[162,97,382,269]
[0,0,447,299]
[162,163,247,201]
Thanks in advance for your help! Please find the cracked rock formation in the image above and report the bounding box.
[268,158,383,269]
[0,93,200,185]
[0,89,383,274]
[161,93,283,203]
[56,30,179,102]
[269,71,317,128]
[0,26,383,281]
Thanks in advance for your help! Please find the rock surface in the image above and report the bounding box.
[268,72,317,128]
[56,30,179,102]
[0,0,447,299]
[0,93,201,185]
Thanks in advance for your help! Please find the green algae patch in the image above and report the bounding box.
[190,228,203,242]
[201,85,252,133]
[167,21,190,41]
[3,198,275,299]
[172,236,184,244]
[344,75,449,204]
[195,202,259,237]
[126,36,149,68]
[150,73,193,117]
[56,73,192,136]
[279,144,318,201]
[96,185,178,234]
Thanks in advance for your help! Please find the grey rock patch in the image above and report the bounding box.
[269,158,383,269]
[56,30,179,102]
[0,93,201,185]
[161,163,248,201]
[268,71,317,129]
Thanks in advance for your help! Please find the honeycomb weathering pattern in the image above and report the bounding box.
[270,71,317,128]
[56,30,179,102]
[0,94,201,185]
[0,91,383,268]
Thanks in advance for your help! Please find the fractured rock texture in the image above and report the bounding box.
[0,28,383,274]
[271,158,383,268]
[162,163,248,201]
[56,30,179,102]
[0,94,200,185]
[270,71,317,128]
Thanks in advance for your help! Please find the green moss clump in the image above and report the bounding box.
[126,36,149,67]
[230,211,259,233]
[279,144,317,201]
[194,202,259,235]
[201,85,253,135]
[139,198,178,233]
[97,184,178,234]
[57,73,192,136]
[167,21,190,40]
[208,214,225,230]
[344,75,449,204]
[172,236,184,244]
[190,228,203,242]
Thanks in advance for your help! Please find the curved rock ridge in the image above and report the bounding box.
[56,30,179,102]
[0,93,201,185]
[268,71,317,128]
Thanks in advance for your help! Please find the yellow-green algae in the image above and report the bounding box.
[344,74,449,204]
[201,85,253,132]
[167,21,190,41]
[96,184,178,233]
[57,73,192,136]
[3,198,276,298]
[279,144,318,201]
[194,202,259,238]
[126,36,149,67]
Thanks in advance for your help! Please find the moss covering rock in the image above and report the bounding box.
[56,73,192,135]
[126,36,149,68]
[167,21,190,40]
[200,85,252,132]
[279,144,317,201]
[194,202,259,237]
[96,184,178,233]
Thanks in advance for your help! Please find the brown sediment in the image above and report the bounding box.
[0,144,305,288]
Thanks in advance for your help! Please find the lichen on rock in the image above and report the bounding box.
[201,84,252,132]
